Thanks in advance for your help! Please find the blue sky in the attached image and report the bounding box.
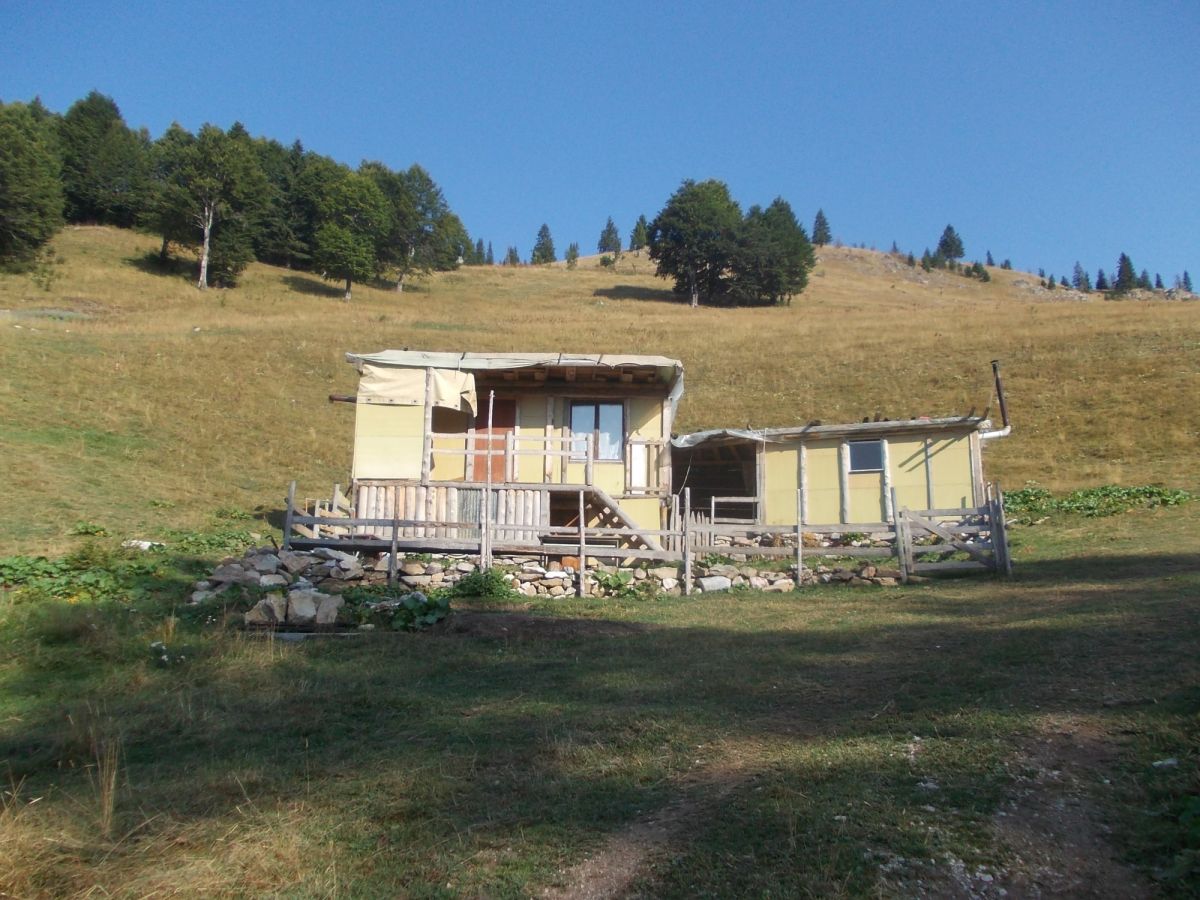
[4,1,1197,280]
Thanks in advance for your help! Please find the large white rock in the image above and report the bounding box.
[697,575,732,593]
[287,591,321,625]
[315,594,344,625]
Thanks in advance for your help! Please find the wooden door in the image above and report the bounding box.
[472,399,516,483]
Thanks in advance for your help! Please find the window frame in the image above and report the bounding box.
[847,439,884,473]
[569,400,625,462]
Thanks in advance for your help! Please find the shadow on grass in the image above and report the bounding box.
[281,274,344,298]
[1,550,1196,894]
[124,251,195,281]
[593,284,681,304]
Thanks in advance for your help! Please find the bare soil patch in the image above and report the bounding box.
[541,763,757,900]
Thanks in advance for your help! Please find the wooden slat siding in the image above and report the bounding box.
[912,506,988,518]
[577,490,587,598]
[685,545,894,559]
[839,441,850,523]
[388,502,399,586]
[923,438,935,510]
[881,439,894,522]
[284,481,296,550]
[683,488,693,595]
[421,367,434,484]
[904,510,994,565]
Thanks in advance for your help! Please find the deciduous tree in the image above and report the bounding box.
[311,170,389,300]
[648,179,741,307]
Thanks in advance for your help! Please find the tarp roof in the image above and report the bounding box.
[347,350,686,418]
[672,416,988,449]
[347,350,681,382]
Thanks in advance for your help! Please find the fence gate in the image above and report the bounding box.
[892,485,1011,581]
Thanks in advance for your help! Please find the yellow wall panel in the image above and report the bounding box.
[929,436,975,507]
[804,441,842,524]
[848,471,885,522]
[430,408,468,481]
[763,445,799,525]
[888,437,928,512]
[352,403,423,480]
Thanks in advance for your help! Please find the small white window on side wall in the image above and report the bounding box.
[848,439,884,473]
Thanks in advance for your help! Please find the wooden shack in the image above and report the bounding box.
[671,416,999,527]
[340,350,684,551]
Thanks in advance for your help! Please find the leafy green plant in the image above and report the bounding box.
[69,521,109,536]
[1006,483,1194,520]
[342,584,451,631]
[164,527,258,554]
[448,567,518,600]
[590,569,659,601]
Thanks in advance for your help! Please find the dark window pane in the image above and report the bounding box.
[849,440,883,472]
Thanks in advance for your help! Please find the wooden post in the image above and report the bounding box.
[481,487,492,569]
[577,489,587,598]
[839,441,850,524]
[881,439,894,521]
[283,480,296,550]
[388,503,399,587]
[923,438,935,511]
[504,430,515,483]
[891,487,909,584]
[421,367,434,484]
[670,493,680,552]
[998,483,1013,576]
[799,443,808,525]
[795,488,804,590]
[544,396,554,484]
[585,434,594,485]
[683,487,693,596]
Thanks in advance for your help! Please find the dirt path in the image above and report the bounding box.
[884,715,1152,898]
[539,763,756,900]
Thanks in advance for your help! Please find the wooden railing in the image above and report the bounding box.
[283,482,1011,594]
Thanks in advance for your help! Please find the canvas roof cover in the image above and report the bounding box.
[347,350,686,417]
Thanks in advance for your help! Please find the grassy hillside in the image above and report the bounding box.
[2,226,1198,554]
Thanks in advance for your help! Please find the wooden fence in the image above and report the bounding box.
[283,482,1012,596]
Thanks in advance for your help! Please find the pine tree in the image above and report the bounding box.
[1045,273,1055,290]
[1113,253,1137,294]
[1184,270,1194,292]
[1137,269,1151,290]
[1095,269,1109,291]
[811,208,831,246]
[629,214,649,252]
[486,241,494,265]
[1154,273,1164,290]
[504,245,520,266]
[936,224,964,262]
[1071,262,1091,292]
[905,252,915,267]
[598,216,621,255]
[1001,259,1012,270]
[565,242,579,269]
[531,223,556,264]
[986,250,995,266]
[473,238,485,265]
[1060,275,1069,287]
[0,101,65,267]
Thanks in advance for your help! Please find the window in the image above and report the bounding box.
[848,439,884,472]
[570,402,623,460]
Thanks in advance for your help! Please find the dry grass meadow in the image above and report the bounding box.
[1,226,1197,554]
[1,228,1198,897]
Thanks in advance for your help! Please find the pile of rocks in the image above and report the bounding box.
[191,546,912,623]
